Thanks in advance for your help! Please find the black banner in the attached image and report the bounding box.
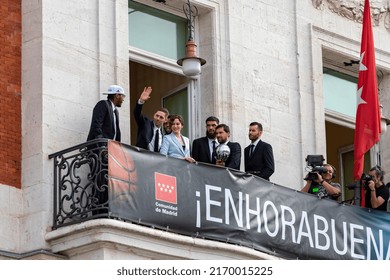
[107,141,390,260]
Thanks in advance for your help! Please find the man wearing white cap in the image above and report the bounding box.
[87,85,125,142]
[87,85,125,216]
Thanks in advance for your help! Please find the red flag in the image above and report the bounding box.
[353,0,381,206]
[155,172,177,204]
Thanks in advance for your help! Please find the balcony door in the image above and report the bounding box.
[128,1,191,145]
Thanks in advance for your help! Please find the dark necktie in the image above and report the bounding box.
[114,108,119,140]
[249,144,255,157]
[211,140,217,163]
[154,129,160,152]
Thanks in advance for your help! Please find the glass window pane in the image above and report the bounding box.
[163,89,189,137]
[341,149,370,203]
[323,68,358,118]
[128,2,187,60]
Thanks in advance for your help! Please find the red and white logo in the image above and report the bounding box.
[155,172,177,204]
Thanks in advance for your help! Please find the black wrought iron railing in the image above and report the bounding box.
[48,139,111,229]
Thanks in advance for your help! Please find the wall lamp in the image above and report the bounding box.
[380,104,390,134]
[377,70,390,134]
[176,0,206,77]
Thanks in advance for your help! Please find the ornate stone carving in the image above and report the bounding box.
[312,0,390,31]
[312,0,325,9]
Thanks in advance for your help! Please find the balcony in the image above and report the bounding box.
[47,139,276,259]
[47,140,390,260]
[48,139,112,228]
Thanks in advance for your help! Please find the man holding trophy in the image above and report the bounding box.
[214,124,241,170]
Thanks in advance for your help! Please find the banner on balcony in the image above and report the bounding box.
[107,141,390,260]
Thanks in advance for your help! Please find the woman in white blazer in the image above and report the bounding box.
[160,115,195,163]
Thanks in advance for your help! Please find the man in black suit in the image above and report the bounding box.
[191,116,219,164]
[86,85,125,215]
[215,124,241,170]
[244,122,274,181]
[87,85,125,142]
[133,86,169,152]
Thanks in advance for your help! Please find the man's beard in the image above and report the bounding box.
[206,130,216,139]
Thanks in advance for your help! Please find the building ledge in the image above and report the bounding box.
[0,249,66,260]
[45,219,282,260]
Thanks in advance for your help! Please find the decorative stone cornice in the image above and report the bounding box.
[312,0,390,31]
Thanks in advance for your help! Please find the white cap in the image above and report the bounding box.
[102,85,125,96]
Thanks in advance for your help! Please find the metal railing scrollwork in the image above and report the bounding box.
[49,139,111,229]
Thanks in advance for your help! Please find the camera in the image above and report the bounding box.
[304,155,328,181]
[306,167,329,181]
[360,173,374,190]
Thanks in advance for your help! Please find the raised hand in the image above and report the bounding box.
[139,86,152,102]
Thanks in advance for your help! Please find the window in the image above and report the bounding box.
[339,145,370,203]
[163,87,189,136]
[323,67,372,202]
[128,1,210,142]
[128,1,187,60]
[323,68,358,118]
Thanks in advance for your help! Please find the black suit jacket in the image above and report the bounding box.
[244,139,274,181]
[225,141,241,170]
[133,101,155,150]
[192,137,215,164]
[87,100,120,141]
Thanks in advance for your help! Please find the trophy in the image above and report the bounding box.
[215,144,230,163]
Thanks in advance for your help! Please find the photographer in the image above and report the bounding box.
[362,166,389,211]
[301,164,341,200]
